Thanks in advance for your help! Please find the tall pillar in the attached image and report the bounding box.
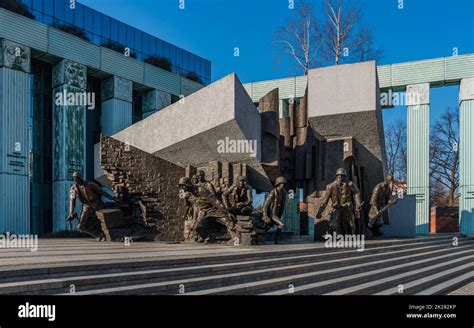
[406,83,430,234]
[52,59,87,231]
[101,76,133,135]
[459,78,474,236]
[142,89,171,118]
[0,39,31,234]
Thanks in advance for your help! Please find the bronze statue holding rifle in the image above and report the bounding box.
[368,173,398,237]
[316,168,362,236]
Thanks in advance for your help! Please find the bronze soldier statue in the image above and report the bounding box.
[196,170,217,194]
[222,176,253,216]
[368,173,398,237]
[191,174,199,185]
[67,171,118,238]
[179,177,199,241]
[178,176,236,243]
[262,176,287,244]
[316,168,361,235]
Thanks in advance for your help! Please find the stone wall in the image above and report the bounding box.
[100,135,186,241]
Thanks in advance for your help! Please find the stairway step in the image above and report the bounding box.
[2,240,458,295]
[374,264,473,295]
[257,251,473,295]
[0,238,458,286]
[416,272,474,295]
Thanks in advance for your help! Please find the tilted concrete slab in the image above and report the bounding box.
[307,61,386,194]
[110,73,273,191]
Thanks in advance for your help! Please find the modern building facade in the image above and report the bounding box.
[0,0,208,234]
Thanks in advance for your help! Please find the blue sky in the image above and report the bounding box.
[80,0,474,127]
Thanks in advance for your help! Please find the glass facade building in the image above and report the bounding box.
[1,0,211,85]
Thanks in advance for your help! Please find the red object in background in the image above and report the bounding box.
[430,206,459,233]
[299,202,308,212]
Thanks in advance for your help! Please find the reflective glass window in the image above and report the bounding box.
[150,37,157,57]
[142,33,149,55]
[182,50,188,71]
[44,0,53,16]
[20,0,32,9]
[127,26,135,49]
[110,18,118,42]
[93,10,101,35]
[135,29,142,52]
[32,0,42,12]
[156,38,163,58]
[84,7,93,33]
[64,4,74,24]
[54,0,64,20]
[163,41,169,60]
[119,22,126,46]
[75,4,83,28]
[102,15,110,39]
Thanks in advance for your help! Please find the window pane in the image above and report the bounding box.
[150,37,157,57]
[134,29,142,52]
[20,0,32,9]
[44,0,53,16]
[32,0,42,12]
[119,22,126,45]
[195,57,201,77]
[156,38,163,58]
[163,41,169,60]
[54,0,64,21]
[177,48,182,68]
[110,18,118,42]
[182,51,188,71]
[102,15,110,39]
[43,14,53,26]
[93,11,101,34]
[127,25,135,49]
[84,7,92,32]
[170,46,176,69]
[188,53,195,72]
[142,33,149,56]
[75,4,83,28]
[64,4,74,24]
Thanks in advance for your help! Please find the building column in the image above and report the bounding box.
[0,39,31,234]
[52,59,88,231]
[142,89,171,118]
[406,83,430,234]
[101,76,133,135]
[459,78,474,236]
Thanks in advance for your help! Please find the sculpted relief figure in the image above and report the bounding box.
[316,168,362,236]
[368,173,398,237]
[262,176,287,244]
[222,176,253,216]
[67,171,118,238]
[178,176,237,243]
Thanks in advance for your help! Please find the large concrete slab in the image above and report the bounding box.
[111,73,273,190]
[307,61,386,194]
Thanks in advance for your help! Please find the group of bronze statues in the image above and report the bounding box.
[179,170,288,244]
[67,166,398,243]
[316,168,397,238]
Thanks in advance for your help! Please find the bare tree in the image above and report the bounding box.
[385,120,407,181]
[274,1,323,75]
[430,108,459,206]
[321,0,381,65]
[351,26,383,62]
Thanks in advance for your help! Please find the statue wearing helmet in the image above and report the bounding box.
[316,168,362,236]
[262,176,287,244]
[368,173,398,237]
[222,176,253,216]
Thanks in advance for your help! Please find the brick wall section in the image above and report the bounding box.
[100,136,186,241]
[430,206,459,233]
